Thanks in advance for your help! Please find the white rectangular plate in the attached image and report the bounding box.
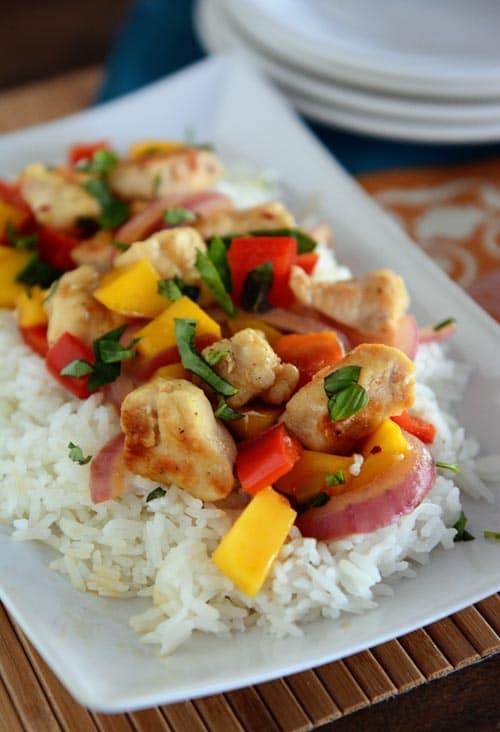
[0,56,499,713]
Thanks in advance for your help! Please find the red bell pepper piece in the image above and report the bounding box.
[68,140,110,167]
[20,325,49,358]
[295,251,319,275]
[45,332,95,399]
[228,236,297,308]
[236,423,303,496]
[391,411,436,444]
[37,226,80,271]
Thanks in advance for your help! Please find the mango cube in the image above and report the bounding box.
[94,259,168,318]
[351,419,409,489]
[154,362,189,380]
[0,248,32,308]
[16,286,48,327]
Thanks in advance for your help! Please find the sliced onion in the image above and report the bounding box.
[90,434,126,503]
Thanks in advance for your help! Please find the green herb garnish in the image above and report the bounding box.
[67,442,92,465]
[174,318,237,397]
[152,172,163,196]
[208,236,231,292]
[146,486,166,502]
[298,491,330,513]
[76,148,119,175]
[195,249,235,316]
[240,261,273,313]
[5,222,38,251]
[436,461,460,473]
[112,240,130,252]
[60,360,94,378]
[325,470,346,487]
[15,252,62,288]
[204,348,231,365]
[164,207,195,226]
[221,228,317,254]
[84,179,129,230]
[324,365,369,422]
[214,398,243,421]
[433,318,456,332]
[483,531,500,541]
[453,511,475,542]
[158,278,183,301]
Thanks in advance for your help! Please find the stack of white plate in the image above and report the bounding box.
[194,0,500,143]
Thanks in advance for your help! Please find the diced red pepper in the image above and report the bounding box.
[295,251,319,275]
[37,226,80,270]
[68,140,110,167]
[20,325,49,357]
[236,423,303,496]
[391,411,436,444]
[45,332,95,399]
[228,236,297,308]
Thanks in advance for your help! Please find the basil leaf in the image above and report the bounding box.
[250,227,317,254]
[174,318,238,397]
[328,384,369,422]
[77,149,119,175]
[433,317,456,331]
[214,398,243,421]
[195,249,236,316]
[16,253,63,288]
[324,366,362,396]
[60,359,94,378]
[483,531,500,541]
[68,442,92,465]
[158,278,183,301]
[325,470,346,487]
[436,461,460,473]
[146,486,166,502]
[112,240,129,252]
[6,222,38,250]
[87,362,121,391]
[208,236,232,292]
[204,348,230,365]
[164,207,195,225]
[453,511,475,542]
[241,261,273,313]
[93,325,139,364]
[84,179,129,230]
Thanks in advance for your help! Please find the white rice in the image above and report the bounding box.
[1,307,498,656]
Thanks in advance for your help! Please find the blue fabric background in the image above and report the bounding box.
[97,0,500,175]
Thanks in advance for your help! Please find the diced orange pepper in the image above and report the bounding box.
[0,248,32,307]
[94,259,169,318]
[212,487,296,597]
[16,286,48,327]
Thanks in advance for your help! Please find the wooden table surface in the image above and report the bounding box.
[0,67,498,732]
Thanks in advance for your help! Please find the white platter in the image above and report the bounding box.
[197,0,500,143]
[0,55,499,713]
[224,0,500,100]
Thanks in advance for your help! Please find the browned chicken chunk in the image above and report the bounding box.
[289,267,409,341]
[44,265,125,347]
[121,378,236,501]
[202,328,299,408]
[194,201,295,240]
[282,343,415,454]
[108,149,223,200]
[71,231,117,273]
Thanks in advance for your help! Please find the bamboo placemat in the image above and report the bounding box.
[0,66,499,731]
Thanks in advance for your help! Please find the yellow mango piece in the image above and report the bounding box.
[213,487,296,597]
[275,450,353,502]
[128,139,185,158]
[0,248,32,308]
[94,259,168,318]
[16,286,48,327]
[350,420,409,490]
[154,362,189,380]
[136,296,221,357]
[227,315,282,345]
[0,201,28,238]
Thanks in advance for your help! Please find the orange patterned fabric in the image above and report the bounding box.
[358,159,500,322]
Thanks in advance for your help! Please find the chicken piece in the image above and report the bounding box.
[44,265,125,347]
[202,328,299,408]
[121,378,236,501]
[194,201,295,240]
[113,227,206,284]
[20,163,101,231]
[282,343,415,454]
[108,149,223,201]
[71,230,117,273]
[289,267,409,341]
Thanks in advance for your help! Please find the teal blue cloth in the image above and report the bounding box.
[97,0,500,174]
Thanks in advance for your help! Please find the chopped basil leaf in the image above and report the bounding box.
[112,239,129,252]
[241,261,273,313]
[175,318,238,397]
[158,278,183,301]
[146,486,166,502]
[67,441,92,465]
[15,253,62,288]
[325,470,346,487]
[214,398,243,421]
[195,249,236,316]
[324,365,369,422]
[164,207,195,225]
[483,531,500,541]
[92,325,139,364]
[60,359,94,377]
[208,236,232,292]
[433,317,456,331]
[76,149,119,175]
[6,222,38,250]
[453,511,475,542]
[204,348,230,365]
[435,461,460,473]
[84,179,129,230]
[298,491,330,513]
[250,227,317,254]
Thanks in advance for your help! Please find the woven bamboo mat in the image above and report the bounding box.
[0,66,499,730]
